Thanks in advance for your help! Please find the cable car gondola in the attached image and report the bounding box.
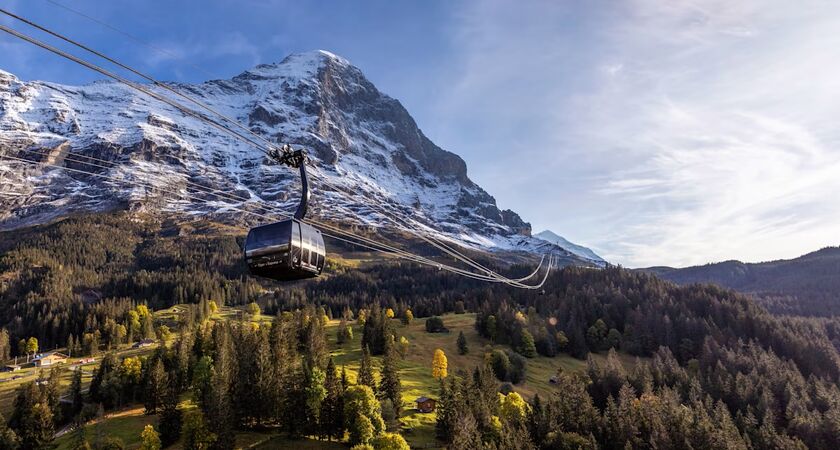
[244,147,326,280]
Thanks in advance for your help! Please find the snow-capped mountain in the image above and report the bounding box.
[534,230,605,265]
[0,50,593,264]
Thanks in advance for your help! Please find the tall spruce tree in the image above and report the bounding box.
[379,337,402,415]
[435,378,458,442]
[457,331,469,355]
[358,345,376,391]
[144,357,166,414]
[205,324,235,450]
[158,374,182,447]
[9,383,54,450]
[69,367,84,418]
[320,359,345,441]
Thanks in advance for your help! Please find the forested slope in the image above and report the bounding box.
[1,213,840,448]
[646,247,840,316]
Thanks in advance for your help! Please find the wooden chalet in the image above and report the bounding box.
[415,396,436,413]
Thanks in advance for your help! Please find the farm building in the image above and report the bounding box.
[1,364,21,372]
[32,352,68,367]
[132,338,155,349]
[415,396,436,413]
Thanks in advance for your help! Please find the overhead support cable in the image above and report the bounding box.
[0,13,556,289]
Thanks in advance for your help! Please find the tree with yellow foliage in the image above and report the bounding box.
[385,308,395,319]
[120,356,142,384]
[432,348,448,380]
[401,309,413,325]
[139,424,161,450]
[499,392,530,425]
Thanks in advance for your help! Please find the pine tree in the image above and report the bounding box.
[358,346,376,390]
[0,413,20,450]
[182,410,216,450]
[70,367,84,418]
[304,366,327,435]
[457,331,469,355]
[158,374,182,447]
[144,357,166,414]
[435,378,457,442]
[251,328,275,426]
[337,318,349,345]
[9,383,54,450]
[305,316,328,368]
[379,337,402,415]
[205,325,235,450]
[450,412,482,449]
[519,330,537,358]
[0,329,9,363]
[320,359,345,441]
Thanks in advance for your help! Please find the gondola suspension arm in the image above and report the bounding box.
[268,144,309,220]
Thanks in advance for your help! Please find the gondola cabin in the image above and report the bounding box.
[244,219,325,281]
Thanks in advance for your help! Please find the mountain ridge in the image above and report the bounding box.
[643,246,840,316]
[534,229,604,264]
[0,50,597,264]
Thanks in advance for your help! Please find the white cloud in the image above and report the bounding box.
[439,0,840,267]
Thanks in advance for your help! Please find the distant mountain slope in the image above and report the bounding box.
[534,230,605,265]
[646,247,840,316]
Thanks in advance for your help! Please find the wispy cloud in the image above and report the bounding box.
[144,32,264,79]
[439,0,840,267]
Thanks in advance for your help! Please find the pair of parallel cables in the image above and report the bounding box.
[0,5,554,289]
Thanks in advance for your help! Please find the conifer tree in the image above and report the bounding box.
[9,383,54,450]
[252,328,275,426]
[0,329,9,363]
[305,316,328,368]
[457,331,469,355]
[182,410,216,450]
[518,330,537,358]
[358,345,376,391]
[205,325,235,450]
[320,359,345,441]
[379,337,402,415]
[435,378,457,442]
[337,318,349,345]
[69,367,84,418]
[158,374,182,447]
[144,357,166,414]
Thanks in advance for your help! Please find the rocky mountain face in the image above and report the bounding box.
[0,50,588,262]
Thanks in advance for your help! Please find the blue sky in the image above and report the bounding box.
[2,0,839,267]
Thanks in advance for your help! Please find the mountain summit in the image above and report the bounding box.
[534,230,605,264]
[0,50,590,263]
